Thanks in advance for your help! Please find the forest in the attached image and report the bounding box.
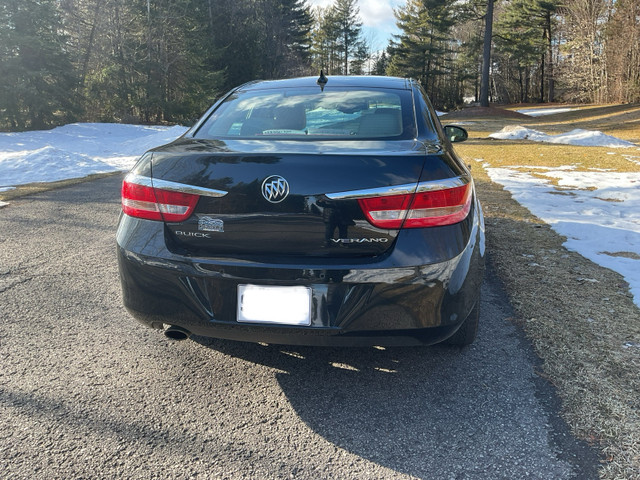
[1,0,639,130]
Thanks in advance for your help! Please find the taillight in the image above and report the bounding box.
[358,182,472,229]
[122,175,199,222]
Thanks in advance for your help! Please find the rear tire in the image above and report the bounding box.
[446,299,480,346]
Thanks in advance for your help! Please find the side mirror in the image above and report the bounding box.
[443,125,468,143]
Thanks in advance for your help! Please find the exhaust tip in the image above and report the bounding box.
[164,325,191,341]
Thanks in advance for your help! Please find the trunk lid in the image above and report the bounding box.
[150,138,458,258]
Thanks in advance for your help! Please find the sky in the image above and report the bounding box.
[307,0,404,51]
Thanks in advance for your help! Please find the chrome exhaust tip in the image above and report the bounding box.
[164,325,191,341]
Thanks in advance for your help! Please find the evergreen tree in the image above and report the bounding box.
[310,0,366,75]
[494,0,557,102]
[255,0,313,78]
[349,41,370,74]
[4,0,638,131]
[311,6,341,74]
[453,18,484,103]
[332,0,364,74]
[0,0,78,130]
[387,0,457,104]
[372,50,390,75]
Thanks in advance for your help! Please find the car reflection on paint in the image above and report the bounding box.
[117,75,484,346]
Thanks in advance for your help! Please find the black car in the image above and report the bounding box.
[117,75,485,346]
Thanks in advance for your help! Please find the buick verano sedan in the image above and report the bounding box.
[117,75,485,346]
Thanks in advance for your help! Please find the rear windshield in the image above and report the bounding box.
[194,87,417,140]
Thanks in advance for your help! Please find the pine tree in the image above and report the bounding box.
[372,50,390,76]
[310,0,366,75]
[311,6,340,74]
[494,0,557,102]
[0,0,78,130]
[255,0,313,78]
[332,0,364,75]
[387,0,457,103]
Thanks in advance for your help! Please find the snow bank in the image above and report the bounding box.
[0,146,116,185]
[489,126,636,148]
[0,123,188,187]
[485,165,640,307]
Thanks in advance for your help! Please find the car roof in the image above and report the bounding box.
[237,75,415,92]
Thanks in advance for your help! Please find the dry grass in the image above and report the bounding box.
[451,104,640,479]
[446,103,640,143]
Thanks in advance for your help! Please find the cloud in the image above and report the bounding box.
[307,0,403,48]
[359,0,403,28]
[307,0,403,27]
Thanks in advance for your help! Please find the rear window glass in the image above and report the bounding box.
[194,87,416,140]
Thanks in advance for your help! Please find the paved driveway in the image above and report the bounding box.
[0,176,598,479]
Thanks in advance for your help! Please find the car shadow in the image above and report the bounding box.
[191,276,599,479]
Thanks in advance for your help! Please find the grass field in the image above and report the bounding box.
[446,104,640,480]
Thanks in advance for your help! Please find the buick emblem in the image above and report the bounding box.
[261,175,290,203]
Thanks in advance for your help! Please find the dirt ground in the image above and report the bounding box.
[450,105,640,479]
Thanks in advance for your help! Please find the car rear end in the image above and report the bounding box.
[116,76,484,346]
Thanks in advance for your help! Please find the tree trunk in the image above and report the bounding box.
[518,68,523,103]
[540,52,545,103]
[546,10,554,102]
[343,31,348,74]
[480,0,494,107]
[80,0,102,88]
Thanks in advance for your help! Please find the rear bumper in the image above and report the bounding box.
[116,204,484,346]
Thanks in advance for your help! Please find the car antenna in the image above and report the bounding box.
[317,70,328,91]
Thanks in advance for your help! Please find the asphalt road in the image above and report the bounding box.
[0,175,599,479]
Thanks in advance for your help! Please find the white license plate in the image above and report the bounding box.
[237,285,311,326]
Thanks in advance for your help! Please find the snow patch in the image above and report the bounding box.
[515,107,577,117]
[0,123,188,187]
[489,126,636,148]
[0,146,117,186]
[486,166,640,307]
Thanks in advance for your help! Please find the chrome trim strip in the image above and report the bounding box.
[125,173,228,198]
[153,178,228,198]
[415,175,469,193]
[326,183,417,200]
[125,172,153,188]
[325,175,469,200]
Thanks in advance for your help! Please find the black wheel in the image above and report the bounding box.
[446,298,480,346]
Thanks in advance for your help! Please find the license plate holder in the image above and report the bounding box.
[237,285,311,326]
